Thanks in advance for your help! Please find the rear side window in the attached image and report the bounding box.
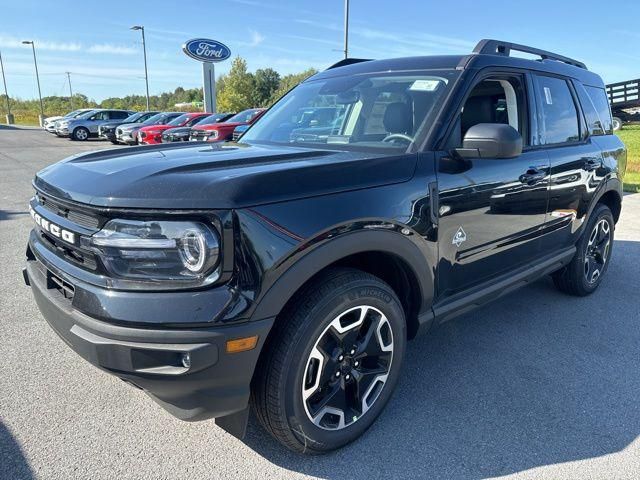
[533,75,580,145]
[585,86,613,134]
[109,111,129,120]
[574,83,605,136]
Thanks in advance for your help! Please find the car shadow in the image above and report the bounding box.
[0,421,34,480]
[241,239,640,479]
[0,209,29,222]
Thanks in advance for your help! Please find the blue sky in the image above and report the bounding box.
[1,0,637,102]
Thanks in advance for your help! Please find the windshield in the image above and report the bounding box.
[65,109,87,118]
[242,70,458,151]
[167,114,190,127]
[122,112,145,123]
[199,113,230,125]
[75,110,100,120]
[227,109,262,124]
[141,113,165,125]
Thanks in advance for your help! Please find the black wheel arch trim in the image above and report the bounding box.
[587,177,623,223]
[248,228,435,328]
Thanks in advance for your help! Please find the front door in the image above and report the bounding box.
[435,73,549,300]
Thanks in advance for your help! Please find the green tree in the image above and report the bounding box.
[268,68,318,105]
[252,68,280,107]
[216,57,255,112]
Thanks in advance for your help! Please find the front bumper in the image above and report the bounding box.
[116,132,136,144]
[56,127,70,137]
[99,131,116,141]
[24,242,273,424]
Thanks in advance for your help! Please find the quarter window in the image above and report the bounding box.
[534,75,580,144]
[585,86,613,135]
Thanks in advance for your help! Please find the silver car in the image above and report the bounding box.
[115,112,181,145]
[56,109,133,141]
[43,109,94,134]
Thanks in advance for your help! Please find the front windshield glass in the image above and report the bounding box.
[167,114,189,127]
[76,110,99,120]
[123,112,144,123]
[142,113,165,125]
[227,109,262,124]
[199,113,228,125]
[242,70,458,151]
[65,109,85,118]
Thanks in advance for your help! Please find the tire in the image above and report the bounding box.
[72,127,89,141]
[110,140,119,145]
[252,268,406,454]
[612,117,622,131]
[553,204,614,296]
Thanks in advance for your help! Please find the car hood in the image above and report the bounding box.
[164,127,191,135]
[34,142,416,209]
[140,125,172,132]
[117,123,143,131]
[193,121,241,131]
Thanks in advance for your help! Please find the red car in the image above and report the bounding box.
[138,112,211,145]
[189,108,266,142]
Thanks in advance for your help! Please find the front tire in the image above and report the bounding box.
[252,268,406,454]
[72,127,89,141]
[612,117,622,131]
[553,204,614,296]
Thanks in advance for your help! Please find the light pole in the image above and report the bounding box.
[0,50,13,124]
[343,0,350,59]
[65,72,73,110]
[131,25,150,110]
[22,40,45,126]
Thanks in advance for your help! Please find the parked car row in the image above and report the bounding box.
[43,107,266,145]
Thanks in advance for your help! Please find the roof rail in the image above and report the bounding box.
[473,39,587,70]
[326,58,372,70]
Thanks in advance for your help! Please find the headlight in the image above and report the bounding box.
[82,219,220,289]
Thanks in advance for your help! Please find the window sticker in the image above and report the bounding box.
[544,86,553,105]
[410,79,441,92]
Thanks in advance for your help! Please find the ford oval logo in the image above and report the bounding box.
[182,38,231,63]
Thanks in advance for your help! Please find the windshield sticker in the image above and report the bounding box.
[544,86,553,105]
[409,80,441,92]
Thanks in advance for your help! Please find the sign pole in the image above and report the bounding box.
[202,62,216,113]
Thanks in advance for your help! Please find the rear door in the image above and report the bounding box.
[436,71,549,299]
[531,74,606,253]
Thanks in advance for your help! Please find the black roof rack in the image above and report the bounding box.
[473,39,587,70]
[326,58,372,70]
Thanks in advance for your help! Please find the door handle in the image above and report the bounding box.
[583,158,601,171]
[519,167,547,185]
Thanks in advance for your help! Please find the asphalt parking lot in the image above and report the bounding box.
[0,125,638,480]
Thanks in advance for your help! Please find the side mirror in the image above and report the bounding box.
[455,123,522,159]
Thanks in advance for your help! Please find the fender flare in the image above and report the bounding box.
[586,177,623,222]
[248,229,434,323]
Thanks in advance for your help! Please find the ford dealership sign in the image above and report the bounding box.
[182,39,231,63]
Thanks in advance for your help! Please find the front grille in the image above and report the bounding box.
[37,193,99,229]
[116,127,123,135]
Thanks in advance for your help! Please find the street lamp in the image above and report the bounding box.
[22,40,45,126]
[0,50,13,124]
[130,25,150,110]
[343,0,350,59]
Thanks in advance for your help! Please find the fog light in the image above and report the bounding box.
[181,352,191,369]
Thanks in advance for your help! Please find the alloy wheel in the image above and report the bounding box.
[302,305,394,431]
[584,218,611,284]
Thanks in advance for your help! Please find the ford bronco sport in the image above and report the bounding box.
[24,39,625,454]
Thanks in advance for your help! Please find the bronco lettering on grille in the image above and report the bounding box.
[29,206,76,245]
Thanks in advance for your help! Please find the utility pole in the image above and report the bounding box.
[343,0,350,59]
[0,50,13,124]
[22,40,45,126]
[131,25,150,110]
[65,72,73,110]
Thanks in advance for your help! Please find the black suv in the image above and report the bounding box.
[24,40,625,454]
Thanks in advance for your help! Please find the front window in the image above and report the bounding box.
[167,114,190,127]
[227,109,263,124]
[242,70,458,151]
[142,113,165,125]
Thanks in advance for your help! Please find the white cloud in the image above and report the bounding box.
[0,34,81,51]
[249,29,265,47]
[87,43,137,55]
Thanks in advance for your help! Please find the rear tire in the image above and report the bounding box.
[612,117,622,131]
[251,268,406,454]
[553,204,614,296]
[72,127,89,141]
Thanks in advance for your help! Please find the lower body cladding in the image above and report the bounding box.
[24,253,274,438]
